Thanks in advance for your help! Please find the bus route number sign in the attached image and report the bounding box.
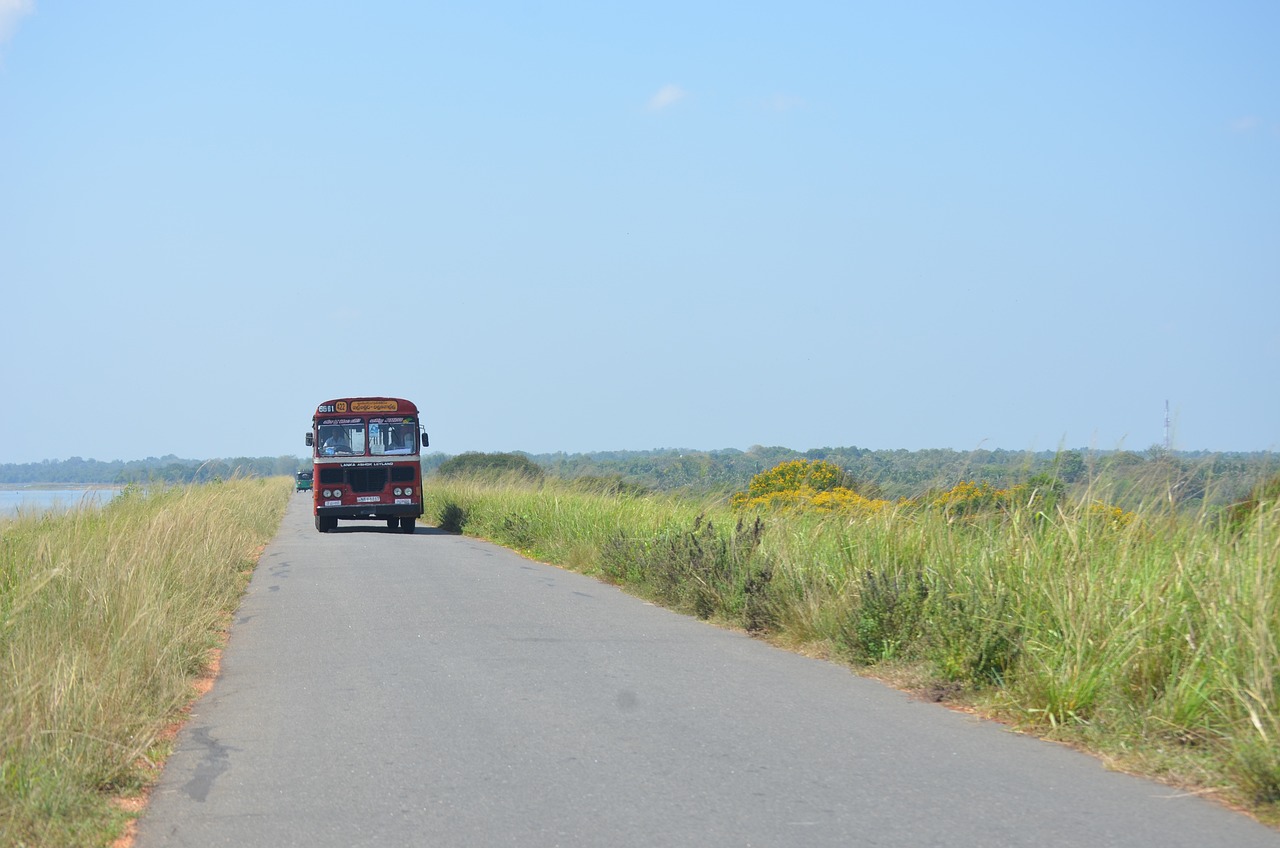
[351,400,399,412]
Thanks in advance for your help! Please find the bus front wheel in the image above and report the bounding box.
[400,517,416,534]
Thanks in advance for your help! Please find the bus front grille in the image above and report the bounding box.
[346,468,389,493]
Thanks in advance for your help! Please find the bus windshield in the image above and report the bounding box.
[369,417,418,456]
[317,419,365,456]
[316,415,419,457]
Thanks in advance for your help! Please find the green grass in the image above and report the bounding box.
[425,474,1280,823]
[0,478,290,847]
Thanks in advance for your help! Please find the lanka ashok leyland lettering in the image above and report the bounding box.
[305,397,429,533]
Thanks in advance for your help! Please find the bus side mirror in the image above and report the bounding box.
[305,433,314,447]
[421,433,430,448]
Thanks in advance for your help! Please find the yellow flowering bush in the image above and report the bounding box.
[741,459,846,498]
[733,466,1133,526]
[731,460,895,516]
[1086,501,1137,528]
[929,480,1009,515]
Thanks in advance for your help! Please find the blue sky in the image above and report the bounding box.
[1,1,1276,463]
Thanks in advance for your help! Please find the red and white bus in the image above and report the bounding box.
[305,397,429,533]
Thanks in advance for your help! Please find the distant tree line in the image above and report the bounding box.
[4,446,1275,511]
[0,455,309,486]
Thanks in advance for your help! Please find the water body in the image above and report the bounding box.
[0,488,121,517]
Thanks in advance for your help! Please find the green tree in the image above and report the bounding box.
[1055,450,1087,484]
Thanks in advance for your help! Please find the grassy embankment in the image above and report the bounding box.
[425,471,1280,823]
[0,478,290,847]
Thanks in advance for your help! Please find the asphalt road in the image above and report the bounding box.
[134,495,1280,847]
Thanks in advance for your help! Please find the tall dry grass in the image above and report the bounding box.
[0,478,290,847]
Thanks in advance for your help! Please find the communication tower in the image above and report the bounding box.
[1164,400,1171,452]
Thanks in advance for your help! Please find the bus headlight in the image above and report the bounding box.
[404,487,413,496]
[393,487,403,496]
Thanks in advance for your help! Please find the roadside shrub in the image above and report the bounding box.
[837,566,930,664]
[926,586,1022,684]
[1234,740,1280,805]
[600,514,774,631]
[437,501,467,533]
